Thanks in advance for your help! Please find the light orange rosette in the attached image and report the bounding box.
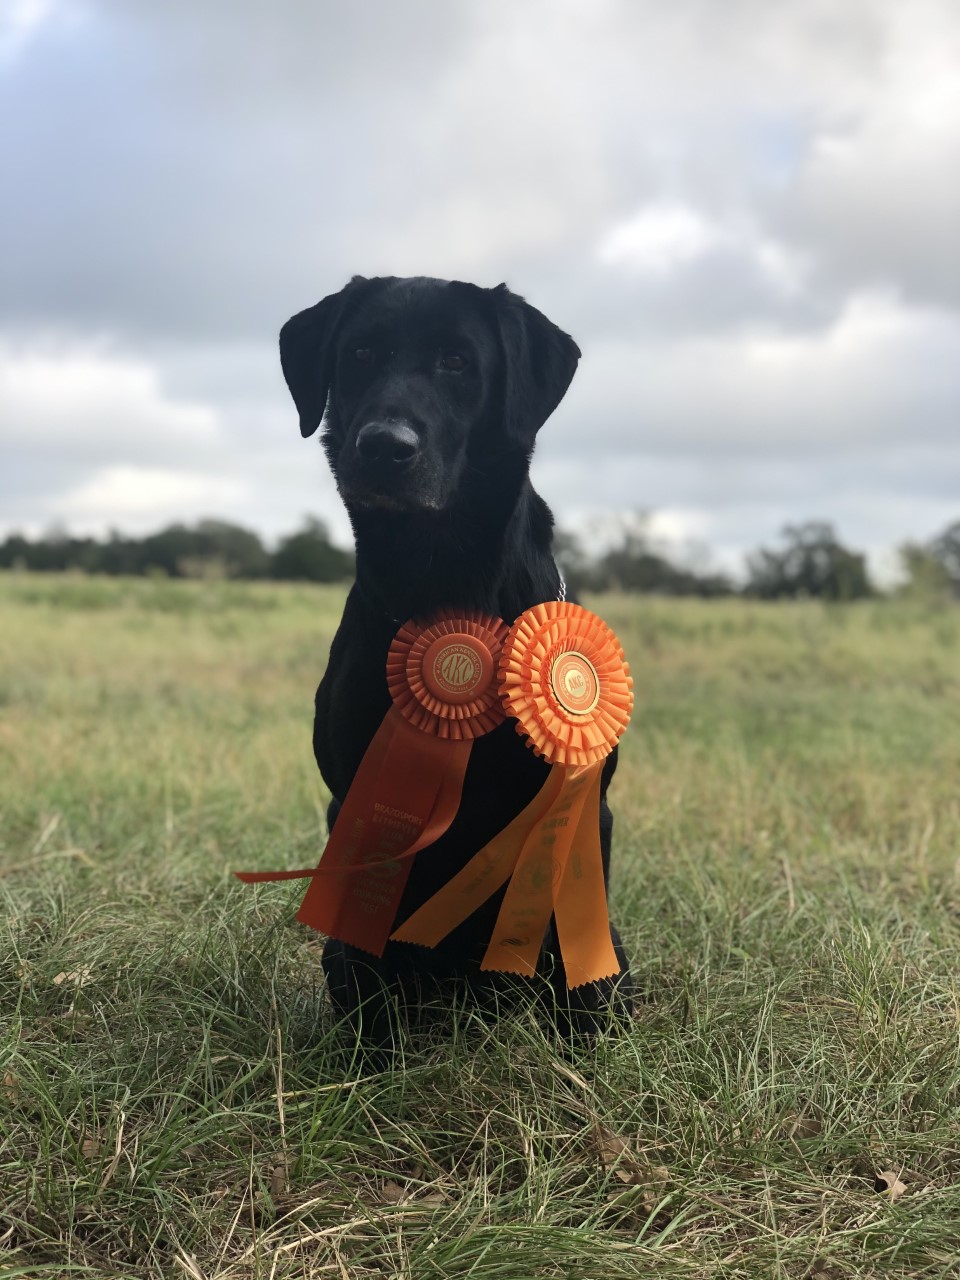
[392,602,633,988]
[235,610,507,957]
[499,601,633,766]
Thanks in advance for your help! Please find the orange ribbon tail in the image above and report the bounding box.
[550,765,620,987]
[235,711,472,955]
[294,710,471,955]
[393,762,618,989]
[390,766,567,948]
[479,764,594,979]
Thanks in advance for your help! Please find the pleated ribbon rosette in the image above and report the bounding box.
[235,610,508,957]
[392,602,633,988]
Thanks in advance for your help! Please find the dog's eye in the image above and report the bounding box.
[439,352,467,372]
[354,347,375,364]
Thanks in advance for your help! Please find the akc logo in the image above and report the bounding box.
[433,643,482,695]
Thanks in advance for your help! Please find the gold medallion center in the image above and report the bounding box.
[550,650,600,715]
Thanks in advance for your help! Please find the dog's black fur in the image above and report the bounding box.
[280,275,632,1054]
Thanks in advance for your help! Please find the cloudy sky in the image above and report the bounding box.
[2,0,958,578]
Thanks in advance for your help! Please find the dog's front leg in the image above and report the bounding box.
[317,796,404,1062]
[546,921,635,1041]
[321,937,405,1065]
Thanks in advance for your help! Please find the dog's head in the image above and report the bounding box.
[279,276,580,515]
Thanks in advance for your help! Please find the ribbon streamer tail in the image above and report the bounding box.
[296,715,471,956]
[551,765,619,988]
[391,766,567,948]
[294,708,398,941]
[232,738,474,905]
[481,765,596,978]
[322,732,471,953]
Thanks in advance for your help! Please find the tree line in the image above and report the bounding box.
[1,514,958,600]
[558,516,959,601]
[0,517,353,583]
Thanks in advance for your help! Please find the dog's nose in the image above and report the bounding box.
[355,421,420,465]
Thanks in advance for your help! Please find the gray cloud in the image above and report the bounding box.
[1,0,957,574]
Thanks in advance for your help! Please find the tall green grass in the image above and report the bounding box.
[2,574,959,1277]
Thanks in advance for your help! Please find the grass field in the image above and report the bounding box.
[2,572,959,1279]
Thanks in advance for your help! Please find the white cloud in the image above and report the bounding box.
[560,291,960,455]
[58,465,246,521]
[0,0,56,63]
[0,341,237,533]
[597,203,725,275]
[0,341,221,461]
[778,0,960,305]
[754,239,809,296]
[595,201,811,305]
[0,338,348,542]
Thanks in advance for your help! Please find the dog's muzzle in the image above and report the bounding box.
[342,418,444,511]
[355,421,420,467]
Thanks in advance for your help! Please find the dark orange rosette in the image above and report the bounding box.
[392,602,633,988]
[235,610,507,956]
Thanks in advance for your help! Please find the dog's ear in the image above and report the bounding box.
[490,284,581,450]
[279,276,374,438]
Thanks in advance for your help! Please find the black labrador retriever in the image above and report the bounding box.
[279,275,632,1053]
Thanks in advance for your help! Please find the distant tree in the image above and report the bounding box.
[745,522,873,600]
[270,517,354,582]
[137,519,269,578]
[135,524,200,576]
[591,515,733,597]
[97,530,143,576]
[191,519,270,579]
[928,520,960,596]
[898,519,960,601]
[550,514,734,597]
[552,528,595,596]
[0,526,98,572]
[0,533,31,570]
[897,542,953,601]
[0,517,357,580]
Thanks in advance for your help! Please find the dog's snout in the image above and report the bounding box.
[355,421,420,465]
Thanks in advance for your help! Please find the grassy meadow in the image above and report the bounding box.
[1,571,959,1278]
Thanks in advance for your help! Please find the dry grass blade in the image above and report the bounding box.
[31,812,61,854]
[550,1058,593,1094]
[98,1108,127,1192]
[174,1250,208,1280]
[594,1122,644,1182]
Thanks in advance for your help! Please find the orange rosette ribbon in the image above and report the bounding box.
[392,602,633,988]
[235,610,507,957]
